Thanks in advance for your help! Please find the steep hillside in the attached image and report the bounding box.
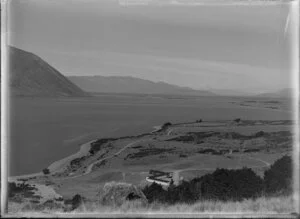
[68,75,216,96]
[9,46,88,97]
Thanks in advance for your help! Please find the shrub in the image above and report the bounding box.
[161,122,172,131]
[234,118,241,123]
[254,131,265,138]
[143,167,264,204]
[89,138,116,154]
[264,155,293,195]
[142,183,168,203]
[42,168,50,175]
[163,122,172,127]
[71,194,83,210]
[8,182,37,199]
[165,180,198,204]
[198,168,264,201]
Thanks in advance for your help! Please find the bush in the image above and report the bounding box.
[198,168,264,201]
[161,122,172,131]
[234,118,241,123]
[143,167,264,204]
[42,168,50,175]
[254,131,265,138]
[8,182,37,199]
[89,138,116,154]
[142,156,293,205]
[264,155,293,195]
[142,183,168,203]
[71,194,83,210]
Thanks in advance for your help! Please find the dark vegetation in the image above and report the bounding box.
[264,100,280,104]
[244,148,260,153]
[126,192,142,201]
[142,156,292,204]
[154,122,173,133]
[167,131,290,146]
[125,148,174,159]
[162,122,172,129]
[70,156,86,169]
[266,131,292,144]
[42,168,50,175]
[264,155,293,195]
[64,194,84,211]
[167,131,217,143]
[8,182,38,199]
[132,145,143,149]
[8,182,41,203]
[89,133,152,155]
[167,135,195,142]
[234,118,241,123]
[95,160,107,168]
[89,138,117,155]
[197,148,230,155]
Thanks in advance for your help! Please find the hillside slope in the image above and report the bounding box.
[9,46,88,97]
[68,75,216,96]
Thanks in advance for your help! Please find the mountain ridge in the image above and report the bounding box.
[68,75,217,96]
[256,88,294,98]
[9,46,88,97]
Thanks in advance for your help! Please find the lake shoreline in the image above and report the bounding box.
[8,125,162,181]
[8,140,95,181]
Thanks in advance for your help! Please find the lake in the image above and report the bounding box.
[9,94,292,176]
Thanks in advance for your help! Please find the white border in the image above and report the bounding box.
[290,0,299,214]
[1,0,299,217]
[1,0,9,215]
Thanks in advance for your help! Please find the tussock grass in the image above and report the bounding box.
[75,195,295,214]
[7,195,295,217]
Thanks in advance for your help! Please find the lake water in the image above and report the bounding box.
[9,94,292,176]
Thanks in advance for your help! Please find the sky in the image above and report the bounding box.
[8,0,294,93]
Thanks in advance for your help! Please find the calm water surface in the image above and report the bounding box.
[9,94,292,176]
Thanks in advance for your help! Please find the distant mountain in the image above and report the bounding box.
[256,88,294,98]
[9,46,88,97]
[68,75,216,96]
[209,89,254,97]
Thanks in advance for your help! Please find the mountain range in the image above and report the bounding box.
[8,46,88,97]
[68,75,216,96]
[7,46,292,98]
[256,88,294,98]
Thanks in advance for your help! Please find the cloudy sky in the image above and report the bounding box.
[8,0,294,93]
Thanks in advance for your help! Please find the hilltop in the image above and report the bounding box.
[9,46,88,97]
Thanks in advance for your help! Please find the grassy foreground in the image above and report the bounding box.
[8,195,296,216]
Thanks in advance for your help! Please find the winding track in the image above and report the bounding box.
[84,139,144,175]
[56,122,273,180]
[66,139,146,179]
